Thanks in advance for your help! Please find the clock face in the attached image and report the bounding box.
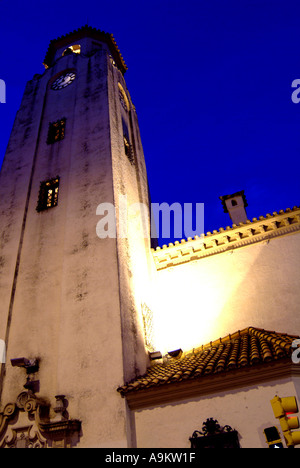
[51,72,76,90]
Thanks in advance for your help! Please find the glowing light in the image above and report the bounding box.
[151,242,267,354]
[62,44,81,56]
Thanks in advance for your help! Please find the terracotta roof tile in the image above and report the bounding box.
[117,327,299,396]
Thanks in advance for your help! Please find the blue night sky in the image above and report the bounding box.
[0,0,300,244]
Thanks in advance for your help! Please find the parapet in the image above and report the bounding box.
[151,206,300,270]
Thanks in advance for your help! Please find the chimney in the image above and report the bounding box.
[219,190,248,225]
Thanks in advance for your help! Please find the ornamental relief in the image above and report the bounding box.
[2,424,47,449]
[0,392,81,448]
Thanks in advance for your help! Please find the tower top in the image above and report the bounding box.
[43,24,128,74]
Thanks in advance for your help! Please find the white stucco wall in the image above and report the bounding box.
[151,232,300,355]
[134,377,300,448]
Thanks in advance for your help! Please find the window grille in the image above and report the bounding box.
[36,177,60,212]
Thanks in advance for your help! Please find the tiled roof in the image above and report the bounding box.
[117,327,299,396]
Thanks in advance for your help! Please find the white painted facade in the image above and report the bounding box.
[134,377,300,448]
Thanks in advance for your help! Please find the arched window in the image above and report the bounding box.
[118,83,130,111]
[62,44,81,56]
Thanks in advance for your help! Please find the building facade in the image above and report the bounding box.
[0,26,299,448]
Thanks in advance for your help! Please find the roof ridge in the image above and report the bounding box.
[189,326,298,354]
[248,326,300,339]
[189,328,248,355]
[248,327,299,353]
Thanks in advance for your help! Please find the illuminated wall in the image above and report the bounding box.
[134,378,300,448]
[151,230,300,355]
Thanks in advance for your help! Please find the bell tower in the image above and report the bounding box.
[0,26,153,448]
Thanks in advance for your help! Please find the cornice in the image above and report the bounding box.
[152,206,300,270]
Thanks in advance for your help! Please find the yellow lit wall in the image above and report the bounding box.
[151,232,300,354]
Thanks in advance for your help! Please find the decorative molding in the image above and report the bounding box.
[152,206,300,270]
[0,392,81,448]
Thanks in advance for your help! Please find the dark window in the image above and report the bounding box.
[231,199,238,206]
[47,119,66,144]
[122,118,134,164]
[118,83,129,111]
[123,135,134,164]
[36,177,60,212]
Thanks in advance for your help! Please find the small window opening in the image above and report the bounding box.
[231,199,238,206]
[62,44,81,56]
[36,177,60,212]
[124,135,133,160]
[122,118,134,164]
[47,118,66,144]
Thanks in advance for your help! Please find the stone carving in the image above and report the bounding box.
[0,392,81,448]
